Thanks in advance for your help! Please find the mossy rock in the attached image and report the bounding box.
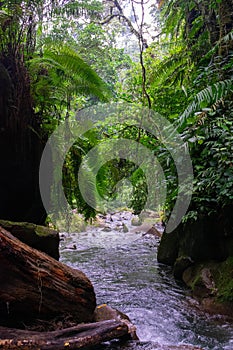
[183,258,233,313]
[213,257,233,303]
[158,211,233,269]
[54,213,86,233]
[131,217,142,226]
[183,263,217,298]
[0,220,59,260]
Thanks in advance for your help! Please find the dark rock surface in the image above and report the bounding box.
[157,206,233,315]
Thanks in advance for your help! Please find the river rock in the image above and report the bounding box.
[102,226,112,232]
[94,304,138,340]
[157,227,180,265]
[143,226,162,237]
[131,216,142,226]
[182,258,233,316]
[158,206,233,267]
[0,219,59,260]
[65,244,77,250]
[157,205,233,316]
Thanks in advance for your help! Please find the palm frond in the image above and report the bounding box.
[0,9,9,23]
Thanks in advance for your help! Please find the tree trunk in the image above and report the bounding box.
[218,0,233,56]
[0,320,129,350]
[0,55,47,225]
[0,226,96,328]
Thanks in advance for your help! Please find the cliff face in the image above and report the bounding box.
[157,205,233,314]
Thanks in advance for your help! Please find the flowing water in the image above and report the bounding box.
[60,211,233,350]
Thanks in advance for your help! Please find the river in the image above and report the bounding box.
[60,211,233,350]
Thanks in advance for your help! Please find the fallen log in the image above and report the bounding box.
[0,320,129,349]
[0,226,96,327]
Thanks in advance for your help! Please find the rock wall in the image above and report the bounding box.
[157,206,233,312]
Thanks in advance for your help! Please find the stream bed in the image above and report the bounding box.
[60,211,233,350]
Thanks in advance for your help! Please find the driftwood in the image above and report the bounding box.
[0,320,129,349]
[0,226,96,327]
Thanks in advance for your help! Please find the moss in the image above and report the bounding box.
[185,258,233,303]
[0,220,55,237]
[187,264,209,290]
[213,257,233,303]
[189,266,203,290]
[35,226,53,237]
[0,219,59,259]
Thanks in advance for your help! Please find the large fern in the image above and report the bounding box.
[29,45,111,110]
[149,50,189,87]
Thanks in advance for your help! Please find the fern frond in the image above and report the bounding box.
[178,79,233,128]
[221,30,233,44]
[203,30,233,59]
[151,52,188,87]
[160,0,185,39]
[45,46,111,101]
[29,46,111,102]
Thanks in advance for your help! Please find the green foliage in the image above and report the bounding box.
[179,79,233,129]
[129,168,148,214]
[75,22,133,94]
[158,0,233,222]
[2,0,233,224]
[118,0,233,224]
[29,44,111,119]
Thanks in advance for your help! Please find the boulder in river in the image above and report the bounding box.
[143,225,162,237]
[131,216,142,226]
[94,304,138,340]
[158,211,231,265]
